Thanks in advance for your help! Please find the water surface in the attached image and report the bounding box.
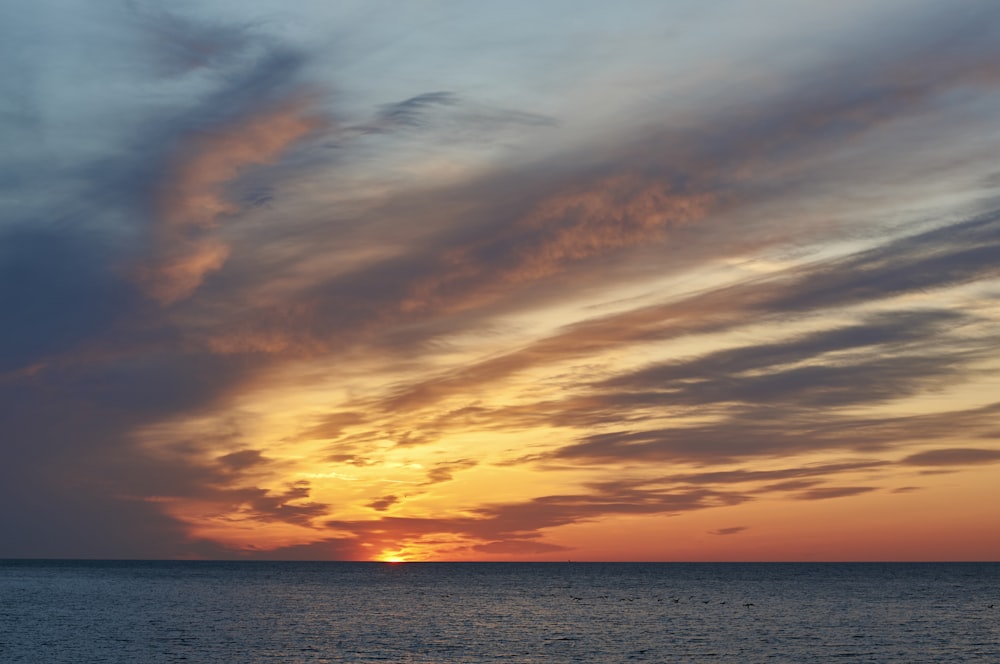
[1,561,997,662]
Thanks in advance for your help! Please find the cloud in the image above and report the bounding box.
[326,484,751,553]
[238,537,364,561]
[901,448,1000,466]
[301,412,368,442]
[473,539,572,555]
[581,463,894,508]
[765,213,1000,314]
[369,91,457,129]
[598,310,964,391]
[761,480,824,493]
[127,3,257,76]
[710,527,748,536]
[593,346,967,412]
[367,495,400,512]
[360,205,999,421]
[398,177,714,316]
[236,481,329,527]
[425,459,477,485]
[217,449,269,471]
[550,402,1000,466]
[792,486,877,501]
[347,90,554,138]
[0,376,233,558]
[0,226,138,372]
[657,461,891,487]
[146,5,1000,370]
[137,95,326,304]
[357,210,1000,468]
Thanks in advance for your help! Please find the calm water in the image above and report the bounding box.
[1,561,998,662]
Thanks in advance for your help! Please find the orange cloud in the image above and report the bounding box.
[139,238,231,305]
[400,176,714,314]
[138,95,325,304]
[511,176,713,280]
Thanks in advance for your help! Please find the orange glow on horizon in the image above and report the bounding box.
[377,547,418,564]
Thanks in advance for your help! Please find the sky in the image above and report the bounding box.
[2,0,1000,562]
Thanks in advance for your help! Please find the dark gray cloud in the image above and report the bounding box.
[371,91,457,129]
[0,225,139,372]
[766,213,1000,314]
[240,481,329,526]
[217,449,269,471]
[595,350,968,411]
[344,90,554,140]
[552,401,1000,465]
[599,310,964,390]
[0,379,225,558]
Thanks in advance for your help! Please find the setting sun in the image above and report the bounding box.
[378,549,413,564]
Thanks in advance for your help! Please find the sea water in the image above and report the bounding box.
[1,561,998,662]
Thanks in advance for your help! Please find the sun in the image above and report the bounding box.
[378,548,410,563]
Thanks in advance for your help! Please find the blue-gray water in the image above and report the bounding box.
[1,561,998,662]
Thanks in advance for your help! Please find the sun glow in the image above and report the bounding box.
[378,549,411,563]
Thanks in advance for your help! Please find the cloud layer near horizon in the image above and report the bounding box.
[2,0,1000,561]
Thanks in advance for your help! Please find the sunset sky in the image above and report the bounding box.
[3,0,1000,562]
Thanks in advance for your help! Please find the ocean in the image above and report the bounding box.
[1,561,997,662]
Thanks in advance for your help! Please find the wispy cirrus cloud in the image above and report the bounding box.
[134,36,327,303]
[158,3,1000,347]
